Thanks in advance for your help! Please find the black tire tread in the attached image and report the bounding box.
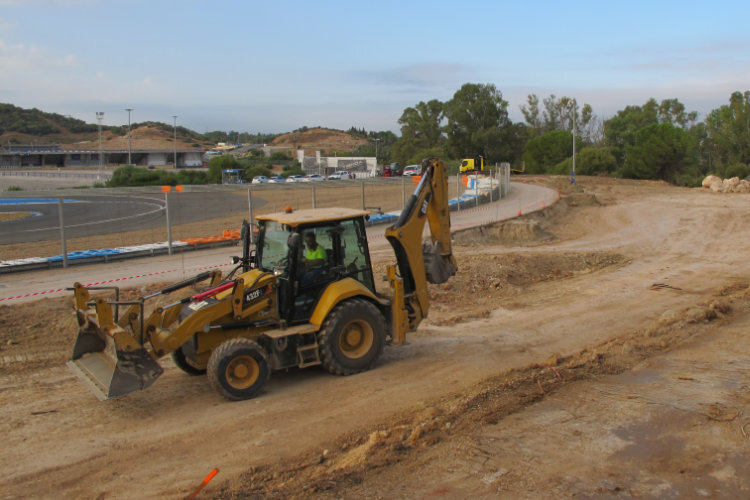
[171,345,207,376]
[318,298,385,376]
[207,338,270,401]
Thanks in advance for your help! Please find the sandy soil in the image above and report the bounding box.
[1,177,749,499]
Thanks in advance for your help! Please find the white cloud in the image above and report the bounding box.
[0,38,77,74]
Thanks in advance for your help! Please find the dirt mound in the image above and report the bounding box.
[453,192,599,247]
[270,127,368,153]
[424,251,624,325]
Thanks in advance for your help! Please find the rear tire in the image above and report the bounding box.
[318,298,385,375]
[171,344,207,376]
[207,338,270,401]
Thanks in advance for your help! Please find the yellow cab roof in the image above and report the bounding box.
[255,207,369,227]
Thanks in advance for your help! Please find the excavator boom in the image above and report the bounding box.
[384,157,457,343]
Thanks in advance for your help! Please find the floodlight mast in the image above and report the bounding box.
[96,112,104,180]
[172,115,178,168]
[125,108,134,165]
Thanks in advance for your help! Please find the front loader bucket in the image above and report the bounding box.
[68,309,163,400]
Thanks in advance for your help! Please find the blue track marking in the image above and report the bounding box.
[0,198,84,205]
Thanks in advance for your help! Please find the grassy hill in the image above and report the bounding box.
[0,103,367,153]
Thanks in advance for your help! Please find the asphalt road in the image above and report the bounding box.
[0,191,264,244]
[0,182,559,303]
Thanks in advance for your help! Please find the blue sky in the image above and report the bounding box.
[1,0,748,134]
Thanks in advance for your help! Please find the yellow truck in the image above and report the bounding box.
[459,155,487,174]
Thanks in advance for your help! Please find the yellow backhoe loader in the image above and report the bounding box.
[68,157,457,401]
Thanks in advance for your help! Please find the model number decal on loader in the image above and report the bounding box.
[244,285,270,304]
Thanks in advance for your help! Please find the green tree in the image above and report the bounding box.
[522,130,581,174]
[705,91,750,171]
[605,98,698,168]
[391,99,444,164]
[620,123,694,182]
[207,155,240,184]
[443,83,512,162]
[245,165,272,181]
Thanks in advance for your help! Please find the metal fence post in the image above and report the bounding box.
[312,185,316,209]
[361,181,365,210]
[457,173,460,212]
[475,170,479,208]
[247,187,253,223]
[402,175,406,209]
[57,197,67,268]
[165,191,173,255]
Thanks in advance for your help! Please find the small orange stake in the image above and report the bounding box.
[185,468,219,500]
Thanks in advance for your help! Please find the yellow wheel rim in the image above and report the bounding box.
[225,355,259,389]
[338,320,374,359]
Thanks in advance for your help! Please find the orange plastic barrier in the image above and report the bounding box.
[412,175,422,184]
[161,185,171,193]
[180,229,242,246]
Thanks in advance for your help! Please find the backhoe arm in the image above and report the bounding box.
[384,157,457,343]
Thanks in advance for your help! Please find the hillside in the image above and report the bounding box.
[271,127,369,154]
[64,125,202,151]
[0,104,367,153]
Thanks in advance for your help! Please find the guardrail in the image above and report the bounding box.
[0,170,111,179]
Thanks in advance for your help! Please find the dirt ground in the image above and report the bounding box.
[1,176,750,498]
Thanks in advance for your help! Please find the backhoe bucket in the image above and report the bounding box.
[67,309,163,400]
[423,241,457,284]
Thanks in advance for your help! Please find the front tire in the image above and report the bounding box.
[171,344,207,376]
[207,338,270,401]
[318,299,385,375]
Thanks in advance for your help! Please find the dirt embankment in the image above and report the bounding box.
[219,282,750,499]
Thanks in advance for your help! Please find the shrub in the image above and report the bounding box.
[6,185,22,191]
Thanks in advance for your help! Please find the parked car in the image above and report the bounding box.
[304,174,326,182]
[384,162,401,177]
[402,165,421,176]
[286,175,305,183]
[327,170,351,180]
[251,175,268,184]
[268,176,285,183]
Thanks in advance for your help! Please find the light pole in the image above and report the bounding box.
[96,111,104,180]
[172,115,178,168]
[125,108,133,165]
[570,102,577,185]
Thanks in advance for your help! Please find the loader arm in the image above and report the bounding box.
[384,157,457,344]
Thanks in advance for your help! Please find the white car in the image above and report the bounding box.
[304,174,326,182]
[327,170,351,180]
[251,175,268,184]
[268,176,285,183]
[286,175,305,183]
[402,165,421,176]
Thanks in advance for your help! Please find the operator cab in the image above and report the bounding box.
[255,208,375,323]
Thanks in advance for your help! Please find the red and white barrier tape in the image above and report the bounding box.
[0,262,231,303]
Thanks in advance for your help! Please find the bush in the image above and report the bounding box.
[724,163,749,180]
[245,165,272,181]
[6,185,22,191]
[270,151,291,160]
